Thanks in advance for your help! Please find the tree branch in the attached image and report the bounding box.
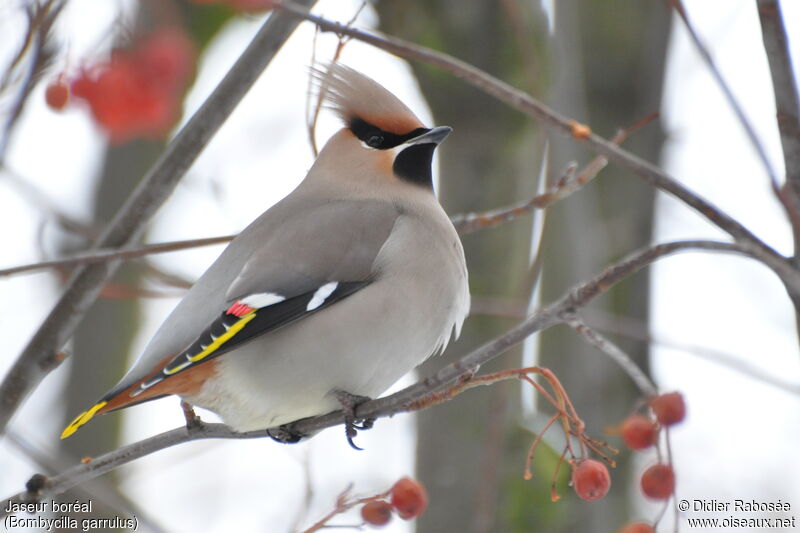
[582,310,800,396]
[7,175,616,277]
[272,1,794,285]
[668,0,781,192]
[0,239,756,512]
[0,235,236,277]
[756,0,800,252]
[0,0,318,435]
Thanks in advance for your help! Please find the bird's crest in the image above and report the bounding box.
[314,63,424,135]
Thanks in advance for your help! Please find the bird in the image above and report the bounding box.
[61,63,470,446]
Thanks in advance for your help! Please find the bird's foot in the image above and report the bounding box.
[180,401,203,430]
[334,390,374,451]
[267,424,305,444]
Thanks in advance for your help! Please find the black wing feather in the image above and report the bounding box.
[131,281,369,396]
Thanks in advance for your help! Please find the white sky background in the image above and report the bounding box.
[647,0,800,530]
[0,1,799,532]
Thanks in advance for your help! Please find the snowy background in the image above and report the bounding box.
[1,1,799,531]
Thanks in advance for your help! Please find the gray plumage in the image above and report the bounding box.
[64,64,469,436]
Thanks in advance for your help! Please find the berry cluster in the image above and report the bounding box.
[615,391,686,532]
[46,28,194,144]
[360,477,428,528]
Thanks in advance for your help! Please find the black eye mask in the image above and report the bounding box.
[349,117,428,150]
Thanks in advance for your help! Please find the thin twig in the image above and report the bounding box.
[0,235,235,277]
[305,1,366,157]
[451,114,657,234]
[668,0,781,192]
[561,313,658,396]
[0,239,757,510]
[0,0,319,436]
[5,177,609,278]
[1,165,97,239]
[471,301,800,396]
[5,432,169,533]
[301,485,390,533]
[0,0,65,162]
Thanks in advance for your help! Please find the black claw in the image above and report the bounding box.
[334,390,373,450]
[267,425,304,444]
[345,426,363,451]
[353,417,375,431]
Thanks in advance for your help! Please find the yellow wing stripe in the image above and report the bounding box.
[164,311,257,374]
[60,311,258,439]
[60,401,108,439]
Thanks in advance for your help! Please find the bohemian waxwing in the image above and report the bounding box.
[62,63,470,445]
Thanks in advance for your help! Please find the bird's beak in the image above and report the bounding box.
[406,126,452,146]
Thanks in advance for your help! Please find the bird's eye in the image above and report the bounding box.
[367,135,384,148]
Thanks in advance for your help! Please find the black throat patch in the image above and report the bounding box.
[349,118,436,188]
[393,144,436,188]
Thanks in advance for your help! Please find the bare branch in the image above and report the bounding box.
[5,432,169,533]
[8,162,650,278]
[668,0,781,192]
[756,0,800,248]
[562,313,658,396]
[0,239,758,509]
[0,0,66,162]
[0,235,235,277]
[272,1,786,269]
[583,310,800,396]
[0,0,319,435]
[452,114,657,234]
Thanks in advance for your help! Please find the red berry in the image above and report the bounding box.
[640,464,675,500]
[390,477,428,520]
[361,500,393,526]
[45,80,69,110]
[617,522,655,533]
[571,459,611,501]
[137,28,194,91]
[650,392,685,426]
[620,415,658,450]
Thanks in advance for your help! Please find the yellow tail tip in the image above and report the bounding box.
[60,401,108,439]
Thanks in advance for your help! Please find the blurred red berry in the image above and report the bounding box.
[390,477,428,520]
[571,459,611,501]
[70,27,194,143]
[45,80,70,110]
[618,522,655,533]
[361,500,393,526]
[137,28,194,91]
[620,415,658,450]
[71,75,93,99]
[641,464,675,500]
[649,392,685,426]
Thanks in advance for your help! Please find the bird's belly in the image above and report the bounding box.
[184,277,456,432]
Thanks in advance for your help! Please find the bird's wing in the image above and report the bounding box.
[152,199,402,383]
[61,200,400,438]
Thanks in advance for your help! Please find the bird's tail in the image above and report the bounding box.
[60,400,108,439]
